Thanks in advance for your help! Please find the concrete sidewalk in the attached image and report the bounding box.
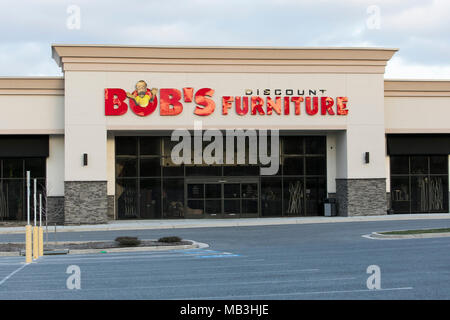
[0,213,449,234]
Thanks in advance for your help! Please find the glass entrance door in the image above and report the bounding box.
[186,178,259,218]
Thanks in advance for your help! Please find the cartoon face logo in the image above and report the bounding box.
[126,80,158,108]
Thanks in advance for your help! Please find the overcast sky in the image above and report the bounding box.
[1,0,449,79]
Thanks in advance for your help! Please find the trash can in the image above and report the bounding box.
[324,198,337,217]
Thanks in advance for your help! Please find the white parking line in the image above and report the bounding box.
[0,277,358,294]
[7,267,321,283]
[0,263,28,286]
[7,263,293,277]
[184,287,414,299]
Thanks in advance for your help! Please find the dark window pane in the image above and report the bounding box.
[411,156,428,174]
[283,137,303,155]
[162,157,184,176]
[205,200,221,214]
[410,176,448,213]
[305,178,326,216]
[305,157,326,175]
[116,178,138,219]
[390,156,409,175]
[116,137,137,156]
[186,166,221,176]
[283,178,304,216]
[429,176,448,212]
[188,184,204,199]
[0,180,24,220]
[3,159,23,178]
[242,200,258,214]
[241,183,258,199]
[25,158,45,178]
[140,137,161,155]
[205,184,221,198]
[224,200,240,214]
[140,158,161,177]
[261,178,282,217]
[224,184,240,198]
[411,176,428,212]
[305,136,326,155]
[283,157,304,175]
[163,179,184,218]
[430,156,448,174]
[391,177,410,213]
[116,158,137,177]
[140,178,161,218]
[187,200,204,216]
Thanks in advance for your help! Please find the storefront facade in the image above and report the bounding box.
[0,45,448,224]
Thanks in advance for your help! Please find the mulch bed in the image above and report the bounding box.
[0,240,192,252]
[0,221,27,228]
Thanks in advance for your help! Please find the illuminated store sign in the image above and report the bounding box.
[105,80,349,117]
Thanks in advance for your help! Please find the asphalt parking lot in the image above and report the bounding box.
[0,218,450,299]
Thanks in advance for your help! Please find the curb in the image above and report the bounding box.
[364,231,450,240]
[1,214,450,235]
[0,239,209,257]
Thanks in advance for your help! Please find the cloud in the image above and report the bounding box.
[0,0,449,78]
[385,56,450,79]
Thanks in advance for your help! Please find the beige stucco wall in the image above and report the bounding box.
[0,95,64,134]
[106,132,115,196]
[63,71,387,185]
[326,134,337,193]
[46,135,64,196]
[385,96,450,133]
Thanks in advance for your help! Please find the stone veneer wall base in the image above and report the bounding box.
[336,178,387,216]
[64,181,108,225]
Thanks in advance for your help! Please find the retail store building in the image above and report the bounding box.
[0,44,449,224]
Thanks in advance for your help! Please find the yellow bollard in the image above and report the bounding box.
[25,225,32,263]
[39,227,44,257]
[33,226,39,259]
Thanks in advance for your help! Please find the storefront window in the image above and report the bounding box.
[283,136,304,155]
[305,157,326,175]
[162,156,184,176]
[140,158,161,177]
[140,137,160,155]
[116,136,137,156]
[162,178,184,218]
[116,136,327,219]
[283,178,304,216]
[410,156,428,174]
[0,158,46,221]
[140,178,161,219]
[25,158,46,178]
[116,158,137,177]
[391,176,410,213]
[430,156,448,174]
[283,157,304,175]
[305,136,326,155]
[390,155,448,213]
[390,156,409,174]
[3,159,23,178]
[116,178,138,219]
[261,178,282,217]
[305,178,326,216]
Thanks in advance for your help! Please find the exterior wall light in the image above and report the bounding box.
[364,152,370,164]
